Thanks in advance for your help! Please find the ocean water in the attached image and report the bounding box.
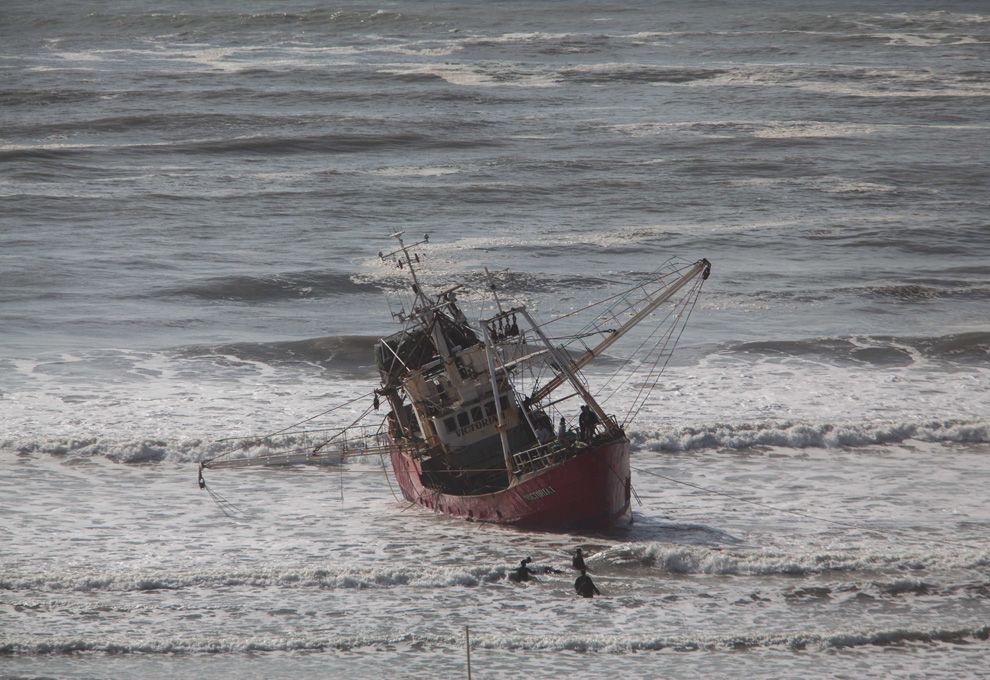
[2,1,989,677]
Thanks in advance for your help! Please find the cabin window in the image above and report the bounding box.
[443,417,457,433]
[484,401,496,417]
[470,406,483,422]
[457,412,470,428]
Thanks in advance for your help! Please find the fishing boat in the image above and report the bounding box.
[199,234,711,532]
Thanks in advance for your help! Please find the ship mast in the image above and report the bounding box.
[481,323,516,482]
[379,231,432,312]
[484,267,506,316]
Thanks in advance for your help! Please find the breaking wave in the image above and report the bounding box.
[598,543,990,577]
[0,632,449,656]
[483,625,990,653]
[165,267,628,304]
[723,332,990,366]
[3,417,987,465]
[0,432,341,464]
[631,418,990,452]
[0,564,508,594]
[3,626,988,656]
[163,272,378,302]
[181,334,380,372]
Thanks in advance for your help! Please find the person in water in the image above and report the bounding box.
[508,557,561,582]
[572,548,587,572]
[574,569,600,598]
[509,557,536,583]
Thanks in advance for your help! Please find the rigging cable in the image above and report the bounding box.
[621,277,705,427]
[593,289,686,404]
[541,257,688,330]
[583,272,704,428]
[206,389,379,465]
[312,402,377,454]
[202,481,248,520]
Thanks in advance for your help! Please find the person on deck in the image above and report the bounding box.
[533,411,554,444]
[579,405,600,442]
[574,569,600,598]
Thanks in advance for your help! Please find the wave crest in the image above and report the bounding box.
[0,563,506,594]
[2,433,340,464]
[600,543,990,577]
[632,419,989,452]
[4,417,987,465]
[725,332,990,366]
[182,335,380,373]
[3,626,987,656]
[164,271,380,302]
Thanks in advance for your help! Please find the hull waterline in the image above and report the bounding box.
[390,439,632,531]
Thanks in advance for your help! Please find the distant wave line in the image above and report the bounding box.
[2,625,988,656]
[3,417,988,464]
[632,418,989,452]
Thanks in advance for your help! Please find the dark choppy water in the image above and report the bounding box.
[2,1,989,677]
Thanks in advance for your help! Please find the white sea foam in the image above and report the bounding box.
[676,65,990,99]
[465,31,573,45]
[600,543,990,576]
[3,414,986,466]
[372,43,461,57]
[375,62,559,88]
[729,175,899,195]
[0,632,449,655]
[478,626,990,653]
[0,433,347,464]
[878,11,990,26]
[796,80,990,98]
[613,119,883,141]
[752,121,879,138]
[0,563,507,593]
[367,165,461,178]
[630,419,990,452]
[0,349,376,442]
[6,625,985,656]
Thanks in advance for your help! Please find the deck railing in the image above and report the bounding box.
[511,439,583,476]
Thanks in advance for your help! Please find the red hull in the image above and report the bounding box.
[389,440,632,531]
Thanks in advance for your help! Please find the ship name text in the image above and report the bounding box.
[457,415,496,437]
[523,486,557,502]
